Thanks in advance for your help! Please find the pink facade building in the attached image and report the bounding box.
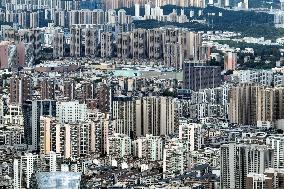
[0,41,10,69]
[16,42,26,67]
[0,41,30,69]
[224,51,237,71]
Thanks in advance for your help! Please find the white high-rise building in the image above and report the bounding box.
[145,3,151,16]
[133,134,163,161]
[30,12,38,28]
[275,11,284,28]
[135,4,140,18]
[106,9,116,25]
[243,0,249,9]
[225,0,230,6]
[133,137,147,158]
[163,138,189,179]
[56,101,87,124]
[107,133,132,158]
[41,151,61,172]
[266,135,284,169]
[0,98,5,124]
[46,151,58,172]
[118,9,127,24]
[234,70,273,86]
[14,153,39,189]
[281,0,284,11]
[178,122,202,151]
[13,159,20,189]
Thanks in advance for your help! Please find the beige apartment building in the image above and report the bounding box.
[229,84,284,125]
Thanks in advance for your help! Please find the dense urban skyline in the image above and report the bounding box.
[0,0,284,188]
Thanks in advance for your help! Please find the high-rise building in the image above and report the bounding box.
[266,135,284,169]
[56,101,87,124]
[40,119,100,159]
[17,29,42,61]
[145,3,151,16]
[17,12,28,28]
[77,122,93,158]
[106,9,116,25]
[118,9,127,24]
[91,9,105,25]
[273,73,284,87]
[10,75,32,105]
[243,0,249,9]
[225,0,230,7]
[90,112,111,155]
[0,41,28,69]
[94,28,203,65]
[3,104,23,125]
[40,116,57,155]
[163,42,183,70]
[22,100,56,151]
[179,122,202,151]
[135,4,140,18]
[85,26,98,57]
[229,84,259,125]
[183,62,222,91]
[67,10,79,27]
[0,41,11,69]
[164,28,179,49]
[54,10,66,27]
[136,96,178,136]
[274,11,284,28]
[14,153,39,189]
[30,12,39,28]
[0,127,24,146]
[234,70,274,87]
[245,173,273,189]
[76,81,94,103]
[53,29,64,58]
[132,134,163,161]
[224,51,237,71]
[163,138,190,179]
[63,79,75,101]
[94,83,110,113]
[70,26,81,57]
[112,96,136,137]
[107,133,132,158]
[40,151,61,172]
[78,9,92,25]
[132,28,147,59]
[40,78,55,100]
[146,28,163,59]
[100,32,114,58]
[229,85,284,125]
[264,168,284,188]
[117,32,131,59]
[220,141,273,189]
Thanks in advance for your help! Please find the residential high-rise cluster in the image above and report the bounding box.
[0,0,283,188]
